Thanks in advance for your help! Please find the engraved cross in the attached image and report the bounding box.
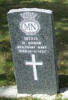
[25,54,43,80]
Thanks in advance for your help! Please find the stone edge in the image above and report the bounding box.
[8,8,52,14]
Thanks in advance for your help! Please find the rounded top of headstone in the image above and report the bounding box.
[8,8,53,14]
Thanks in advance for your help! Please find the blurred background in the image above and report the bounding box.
[0,0,68,93]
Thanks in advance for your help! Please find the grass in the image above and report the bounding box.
[0,97,40,100]
[0,98,17,100]
[54,94,68,100]
[0,0,68,5]
[0,0,68,92]
[0,96,68,100]
[54,94,62,100]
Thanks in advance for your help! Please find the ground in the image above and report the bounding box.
[0,97,40,100]
[0,0,68,100]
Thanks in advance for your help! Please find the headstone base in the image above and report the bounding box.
[0,86,68,100]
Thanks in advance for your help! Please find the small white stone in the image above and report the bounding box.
[17,93,31,98]
[62,90,68,99]
[0,86,17,98]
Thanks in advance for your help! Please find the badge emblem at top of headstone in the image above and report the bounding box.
[20,12,40,35]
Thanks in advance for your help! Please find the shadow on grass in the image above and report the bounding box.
[0,1,68,88]
[0,55,15,86]
[0,40,15,86]
[59,75,68,88]
[0,72,15,86]
[0,40,11,52]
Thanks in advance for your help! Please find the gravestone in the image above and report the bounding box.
[7,8,59,95]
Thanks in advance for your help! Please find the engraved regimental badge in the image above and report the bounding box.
[20,12,40,35]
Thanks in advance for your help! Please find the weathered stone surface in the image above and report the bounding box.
[7,8,59,95]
